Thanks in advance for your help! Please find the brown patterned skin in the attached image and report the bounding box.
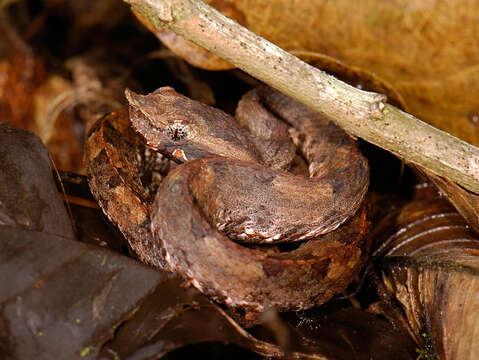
[152,157,368,315]
[86,86,369,318]
[121,86,369,314]
[128,87,369,243]
[85,109,172,270]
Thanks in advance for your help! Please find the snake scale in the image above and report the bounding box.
[86,86,369,320]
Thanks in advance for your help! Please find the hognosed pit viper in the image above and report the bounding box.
[86,86,369,320]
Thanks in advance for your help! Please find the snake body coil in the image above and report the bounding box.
[87,86,369,317]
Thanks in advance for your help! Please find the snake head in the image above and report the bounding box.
[126,87,195,162]
[126,87,260,164]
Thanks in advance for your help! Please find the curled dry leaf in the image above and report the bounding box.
[277,1,479,145]
[32,75,88,173]
[153,26,234,71]
[132,0,246,70]
[372,196,479,360]
[144,50,217,105]
[418,167,479,234]
[100,298,282,359]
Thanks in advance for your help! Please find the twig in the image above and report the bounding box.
[123,0,479,194]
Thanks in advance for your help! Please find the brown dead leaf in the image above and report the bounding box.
[134,0,246,70]
[0,124,74,238]
[0,18,116,174]
[0,18,44,130]
[417,167,479,234]
[31,75,88,173]
[154,28,234,71]
[372,196,479,360]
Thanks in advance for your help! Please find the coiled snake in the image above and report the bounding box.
[86,86,369,319]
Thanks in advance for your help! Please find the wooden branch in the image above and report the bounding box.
[123,0,479,194]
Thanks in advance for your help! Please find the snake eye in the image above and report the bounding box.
[165,124,188,141]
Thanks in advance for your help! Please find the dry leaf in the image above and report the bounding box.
[373,197,479,360]
[0,124,74,238]
[0,19,44,130]
[418,167,479,234]
[135,0,246,70]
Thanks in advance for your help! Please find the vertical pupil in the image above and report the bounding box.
[168,126,185,141]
